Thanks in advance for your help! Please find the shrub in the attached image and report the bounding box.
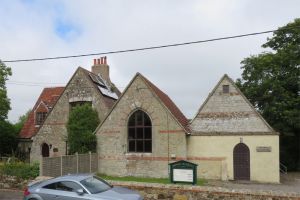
[0,162,39,179]
[67,103,99,154]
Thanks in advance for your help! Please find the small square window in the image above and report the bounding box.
[36,112,47,125]
[223,85,229,93]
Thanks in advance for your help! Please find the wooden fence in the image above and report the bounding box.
[40,152,98,177]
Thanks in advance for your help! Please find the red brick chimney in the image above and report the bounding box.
[91,56,111,84]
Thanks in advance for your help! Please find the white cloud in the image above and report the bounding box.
[1,0,299,122]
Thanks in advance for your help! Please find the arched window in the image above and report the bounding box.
[128,110,152,153]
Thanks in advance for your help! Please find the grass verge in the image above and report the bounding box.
[98,173,206,186]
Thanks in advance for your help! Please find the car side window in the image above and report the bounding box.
[43,183,56,190]
[43,181,86,193]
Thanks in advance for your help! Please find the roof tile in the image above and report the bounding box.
[19,87,65,139]
[140,74,189,132]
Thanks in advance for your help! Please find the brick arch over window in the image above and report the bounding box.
[128,110,152,153]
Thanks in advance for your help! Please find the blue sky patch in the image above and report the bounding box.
[54,19,81,41]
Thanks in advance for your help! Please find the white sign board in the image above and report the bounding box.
[173,169,193,182]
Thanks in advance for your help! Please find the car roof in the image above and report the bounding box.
[51,173,94,182]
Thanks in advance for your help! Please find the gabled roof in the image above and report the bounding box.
[23,66,120,139]
[140,74,189,131]
[19,87,65,139]
[80,67,120,108]
[95,73,189,133]
[190,74,276,135]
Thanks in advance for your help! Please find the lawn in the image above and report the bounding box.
[98,173,206,186]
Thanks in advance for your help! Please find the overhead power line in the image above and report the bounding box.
[3,25,300,63]
[7,81,127,88]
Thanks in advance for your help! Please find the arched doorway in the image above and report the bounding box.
[233,143,250,180]
[41,143,50,157]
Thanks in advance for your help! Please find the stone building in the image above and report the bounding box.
[18,87,65,160]
[30,57,120,162]
[95,74,279,183]
[96,73,189,178]
[189,74,279,183]
[27,58,279,183]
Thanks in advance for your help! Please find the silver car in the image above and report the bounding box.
[23,174,143,200]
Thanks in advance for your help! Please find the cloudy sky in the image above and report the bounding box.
[1,0,299,122]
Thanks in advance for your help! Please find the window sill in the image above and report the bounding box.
[125,152,152,157]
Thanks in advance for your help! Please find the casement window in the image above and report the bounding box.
[128,110,152,153]
[36,112,47,125]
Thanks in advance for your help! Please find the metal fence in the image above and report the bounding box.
[40,152,98,177]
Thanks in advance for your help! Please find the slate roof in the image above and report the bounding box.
[19,87,65,139]
[80,67,120,108]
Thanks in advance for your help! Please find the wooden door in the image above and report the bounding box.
[233,143,250,180]
[41,143,49,157]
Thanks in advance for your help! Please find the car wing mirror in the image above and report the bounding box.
[76,189,84,195]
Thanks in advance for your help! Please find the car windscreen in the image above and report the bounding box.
[80,176,112,194]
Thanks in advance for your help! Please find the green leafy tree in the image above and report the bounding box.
[0,60,12,120]
[67,103,99,154]
[0,120,18,156]
[236,19,300,170]
[0,60,16,156]
[14,109,31,134]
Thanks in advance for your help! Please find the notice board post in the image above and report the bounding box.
[169,160,198,185]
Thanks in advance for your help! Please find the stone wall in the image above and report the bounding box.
[110,181,300,200]
[97,75,187,178]
[190,75,273,133]
[0,175,30,190]
[30,68,114,162]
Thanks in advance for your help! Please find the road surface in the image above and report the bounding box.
[0,189,22,200]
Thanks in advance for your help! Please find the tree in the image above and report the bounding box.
[0,60,16,156]
[236,18,300,170]
[14,109,31,134]
[0,120,18,156]
[0,60,12,120]
[67,103,99,154]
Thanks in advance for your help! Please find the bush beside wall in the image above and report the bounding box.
[0,162,39,179]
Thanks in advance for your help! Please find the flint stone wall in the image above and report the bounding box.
[109,181,300,200]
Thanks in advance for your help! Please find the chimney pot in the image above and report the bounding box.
[91,57,111,85]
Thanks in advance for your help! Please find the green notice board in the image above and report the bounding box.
[169,160,198,185]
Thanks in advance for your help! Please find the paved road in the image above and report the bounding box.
[0,190,22,200]
[206,172,300,194]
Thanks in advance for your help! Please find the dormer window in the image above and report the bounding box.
[36,112,47,125]
[223,85,229,93]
